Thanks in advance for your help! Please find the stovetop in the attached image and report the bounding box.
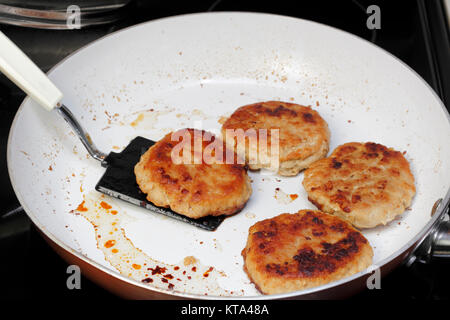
[0,0,449,300]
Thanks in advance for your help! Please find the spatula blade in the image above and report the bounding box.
[95,136,225,231]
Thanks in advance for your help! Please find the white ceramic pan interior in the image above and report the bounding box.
[7,12,450,298]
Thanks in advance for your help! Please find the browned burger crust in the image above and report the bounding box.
[134,128,252,219]
[242,210,373,295]
[303,142,416,229]
[221,101,330,176]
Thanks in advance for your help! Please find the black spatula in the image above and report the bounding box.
[94,135,225,231]
[0,31,225,231]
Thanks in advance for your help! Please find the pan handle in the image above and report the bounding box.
[0,31,107,161]
[406,199,450,265]
[57,104,107,162]
[431,215,450,259]
[0,31,62,111]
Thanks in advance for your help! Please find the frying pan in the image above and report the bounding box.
[6,12,450,299]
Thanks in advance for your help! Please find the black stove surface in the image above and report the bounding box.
[0,0,449,300]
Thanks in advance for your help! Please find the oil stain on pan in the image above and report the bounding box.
[75,192,239,296]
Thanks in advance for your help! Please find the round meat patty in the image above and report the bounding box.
[303,142,416,229]
[134,128,252,219]
[242,210,373,295]
[221,101,330,176]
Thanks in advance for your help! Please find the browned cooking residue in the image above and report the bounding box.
[132,264,141,270]
[77,194,231,295]
[203,267,214,278]
[76,200,88,212]
[100,201,112,210]
[104,240,116,248]
[131,113,144,127]
[183,256,197,266]
[148,266,167,275]
[85,133,93,145]
[143,265,178,289]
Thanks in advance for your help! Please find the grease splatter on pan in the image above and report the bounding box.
[76,192,238,296]
[274,187,298,204]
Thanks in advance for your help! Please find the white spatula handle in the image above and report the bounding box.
[0,31,63,111]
